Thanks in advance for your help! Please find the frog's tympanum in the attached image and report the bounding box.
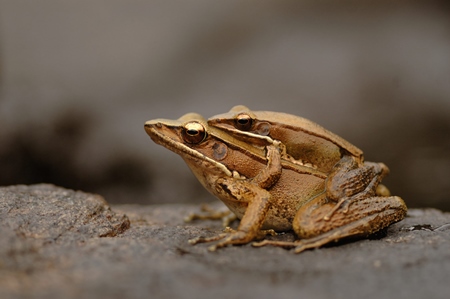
[145,109,406,253]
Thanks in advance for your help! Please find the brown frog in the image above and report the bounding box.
[208,105,363,172]
[209,105,396,218]
[144,112,406,253]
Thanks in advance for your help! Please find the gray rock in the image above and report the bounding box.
[1,184,449,299]
[0,184,130,271]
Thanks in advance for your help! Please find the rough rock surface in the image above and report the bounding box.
[1,184,449,299]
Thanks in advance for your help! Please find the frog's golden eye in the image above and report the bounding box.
[235,113,253,131]
[182,122,207,144]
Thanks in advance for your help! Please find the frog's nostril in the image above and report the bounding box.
[144,121,162,129]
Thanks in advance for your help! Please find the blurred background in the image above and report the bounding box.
[0,1,449,210]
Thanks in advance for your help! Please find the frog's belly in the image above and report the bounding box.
[222,172,326,232]
[268,173,325,231]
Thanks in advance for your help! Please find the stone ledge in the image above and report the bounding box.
[1,184,449,299]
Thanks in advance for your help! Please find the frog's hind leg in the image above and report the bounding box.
[255,194,406,253]
[324,157,390,220]
[291,194,406,253]
[292,206,401,253]
[253,207,400,252]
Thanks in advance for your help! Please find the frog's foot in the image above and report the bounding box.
[251,236,335,252]
[184,204,237,227]
[188,229,229,247]
[252,238,331,252]
[324,167,388,221]
[215,225,277,238]
[189,227,277,251]
[325,158,390,221]
[189,228,251,251]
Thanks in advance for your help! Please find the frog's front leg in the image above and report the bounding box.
[323,155,389,219]
[189,178,274,251]
[252,142,283,188]
[189,144,282,250]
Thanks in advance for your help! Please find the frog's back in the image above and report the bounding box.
[255,110,363,160]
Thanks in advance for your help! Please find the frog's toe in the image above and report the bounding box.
[189,227,249,248]
[207,244,219,251]
[252,237,325,252]
[208,230,256,250]
[252,239,297,248]
[184,205,233,225]
[188,233,227,245]
[251,240,267,247]
[293,241,321,253]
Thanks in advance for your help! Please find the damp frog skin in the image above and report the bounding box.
[144,112,406,253]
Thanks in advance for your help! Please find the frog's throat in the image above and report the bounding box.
[146,125,233,178]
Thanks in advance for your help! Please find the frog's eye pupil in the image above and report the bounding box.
[235,114,252,131]
[187,129,198,136]
[183,122,207,144]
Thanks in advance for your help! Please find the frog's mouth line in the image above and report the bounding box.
[145,123,234,178]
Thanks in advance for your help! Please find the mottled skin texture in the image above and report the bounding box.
[145,110,407,253]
